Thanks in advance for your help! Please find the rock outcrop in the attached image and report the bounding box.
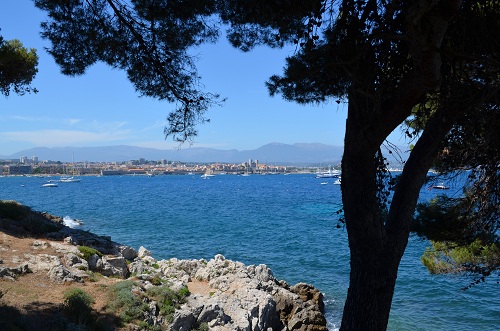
[130,252,327,331]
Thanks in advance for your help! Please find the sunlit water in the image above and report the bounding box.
[1,174,498,330]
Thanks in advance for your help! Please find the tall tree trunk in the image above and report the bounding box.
[338,2,462,329]
[339,96,402,330]
[340,91,463,331]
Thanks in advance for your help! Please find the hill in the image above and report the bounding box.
[1,143,345,164]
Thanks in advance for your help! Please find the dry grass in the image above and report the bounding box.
[0,231,125,330]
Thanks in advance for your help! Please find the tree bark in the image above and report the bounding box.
[340,95,401,331]
[339,2,462,329]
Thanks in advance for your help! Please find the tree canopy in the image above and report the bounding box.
[32,0,500,330]
[34,0,222,143]
[0,33,39,96]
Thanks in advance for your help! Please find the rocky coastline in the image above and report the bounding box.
[0,201,327,330]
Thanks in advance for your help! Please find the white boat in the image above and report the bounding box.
[315,168,341,178]
[201,173,215,179]
[432,183,449,190]
[42,181,58,187]
[60,176,81,183]
[321,182,328,185]
[333,179,341,185]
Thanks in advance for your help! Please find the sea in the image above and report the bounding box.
[0,174,498,330]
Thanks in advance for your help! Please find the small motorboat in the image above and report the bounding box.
[42,181,58,187]
[432,182,449,190]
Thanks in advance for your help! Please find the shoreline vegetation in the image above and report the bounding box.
[0,200,327,330]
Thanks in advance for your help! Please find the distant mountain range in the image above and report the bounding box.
[1,143,346,165]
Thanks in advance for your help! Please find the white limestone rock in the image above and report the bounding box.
[138,246,152,258]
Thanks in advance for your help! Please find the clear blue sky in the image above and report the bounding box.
[0,1,403,156]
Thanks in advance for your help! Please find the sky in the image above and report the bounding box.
[0,1,404,156]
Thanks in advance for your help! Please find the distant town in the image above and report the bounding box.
[1,155,336,176]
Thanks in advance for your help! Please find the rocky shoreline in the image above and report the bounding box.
[0,201,327,330]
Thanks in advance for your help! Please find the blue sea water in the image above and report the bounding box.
[0,174,498,330]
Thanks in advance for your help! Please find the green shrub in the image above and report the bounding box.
[177,286,190,298]
[146,285,190,322]
[78,245,103,261]
[107,280,148,324]
[63,288,95,324]
[194,322,209,331]
[107,281,191,327]
[151,276,163,286]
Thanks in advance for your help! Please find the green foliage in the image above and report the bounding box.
[194,322,209,331]
[107,281,148,324]
[63,288,95,324]
[146,285,190,322]
[78,245,103,261]
[414,193,500,285]
[0,36,38,96]
[106,280,190,326]
[151,276,163,286]
[421,240,500,288]
[413,196,470,243]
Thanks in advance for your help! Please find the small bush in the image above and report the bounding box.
[78,245,103,260]
[107,280,148,324]
[177,286,190,298]
[63,288,95,324]
[146,285,190,322]
[151,276,163,286]
[194,322,209,331]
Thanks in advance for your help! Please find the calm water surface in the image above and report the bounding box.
[0,174,498,330]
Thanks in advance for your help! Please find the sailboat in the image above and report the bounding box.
[60,154,82,182]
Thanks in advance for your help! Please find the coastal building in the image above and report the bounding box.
[8,165,32,175]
